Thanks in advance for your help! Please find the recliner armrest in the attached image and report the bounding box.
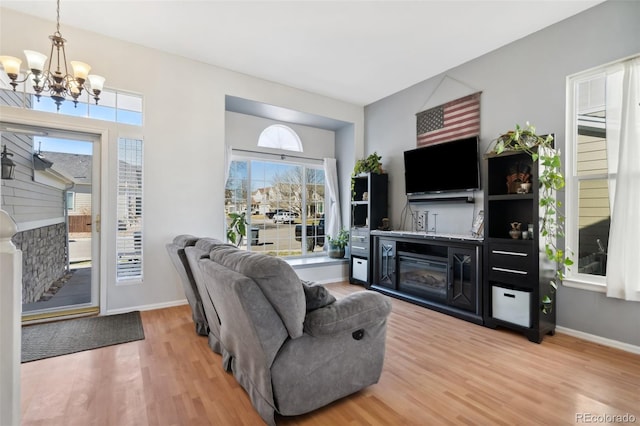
[303,291,391,337]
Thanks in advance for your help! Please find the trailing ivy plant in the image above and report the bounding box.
[491,122,573,314]
[351,152,383,198]
[226,211,247,247]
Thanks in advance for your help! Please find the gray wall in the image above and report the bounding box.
[225,111,336,158]
[364,0,640,346]
[336,124,355,230]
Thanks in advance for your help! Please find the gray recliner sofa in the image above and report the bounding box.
[193,239,392,425]
[165,235,208,336]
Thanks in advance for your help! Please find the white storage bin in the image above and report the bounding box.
[492,285,531,327]
[352,257,368,282]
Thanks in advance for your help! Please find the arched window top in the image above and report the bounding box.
[258,125,303,152]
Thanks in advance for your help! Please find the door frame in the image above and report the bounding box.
[0,110,109,319]
[22,130,102,321]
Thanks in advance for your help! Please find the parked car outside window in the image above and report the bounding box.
[273,211,299,224]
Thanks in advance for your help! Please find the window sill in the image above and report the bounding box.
[287,256,348,270]
[563,278,606,293]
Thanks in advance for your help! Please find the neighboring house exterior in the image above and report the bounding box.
[0,136,91,303]
[41,151,93,232]
[228,186,325,218]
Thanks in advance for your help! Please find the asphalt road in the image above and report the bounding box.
[68,237,92,264]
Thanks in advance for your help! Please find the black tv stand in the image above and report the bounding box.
[369,230,483,325]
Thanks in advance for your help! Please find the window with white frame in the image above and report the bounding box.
[66,191,75,212]
[565,54,640,296]
[225,154,326,257]
[258,125,303,152]
[116,138,143,281]
[0,76,143,126]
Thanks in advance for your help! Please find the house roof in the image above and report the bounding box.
[40,151,92,186]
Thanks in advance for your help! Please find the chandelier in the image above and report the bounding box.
[0,0,105,111]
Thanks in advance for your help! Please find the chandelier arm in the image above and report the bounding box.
[60,38,70,81]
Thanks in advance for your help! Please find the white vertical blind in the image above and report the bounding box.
[116,138,143,281]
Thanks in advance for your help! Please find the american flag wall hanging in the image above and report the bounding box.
[416,92,481,147]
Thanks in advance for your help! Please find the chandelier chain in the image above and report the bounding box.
[56,0,61,34]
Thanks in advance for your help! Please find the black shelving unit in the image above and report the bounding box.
[483,150,556,343]
[349,173,388,285]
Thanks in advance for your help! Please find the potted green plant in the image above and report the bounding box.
[351,152,383,198]
[352,152,383,177]
[489,122,573,313]
[326,228,349,259]
[226,211,247,247]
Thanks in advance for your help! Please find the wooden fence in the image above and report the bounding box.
[69,215,92,233]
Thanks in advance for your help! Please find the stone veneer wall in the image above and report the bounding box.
[12,223,68,303]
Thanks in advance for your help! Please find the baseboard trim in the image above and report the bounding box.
[556,326,640,355]
[106,299,188,315]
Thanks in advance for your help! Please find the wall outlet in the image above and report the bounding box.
[416,211,425,231]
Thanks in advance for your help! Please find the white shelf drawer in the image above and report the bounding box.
[492,285,531,327]
[352,257,368,282]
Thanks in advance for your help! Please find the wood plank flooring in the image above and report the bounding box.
[21,282,640,425]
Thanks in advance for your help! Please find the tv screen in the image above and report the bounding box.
[404,136,480,194]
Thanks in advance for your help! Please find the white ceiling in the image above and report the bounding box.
[2,0,604,106]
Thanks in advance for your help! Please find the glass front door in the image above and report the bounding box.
[0,124,101,320]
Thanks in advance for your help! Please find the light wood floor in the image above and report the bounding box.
[21,282,640,425]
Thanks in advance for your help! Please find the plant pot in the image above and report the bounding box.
[327,244,345,259]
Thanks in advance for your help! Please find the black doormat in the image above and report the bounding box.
[21,311,145,363]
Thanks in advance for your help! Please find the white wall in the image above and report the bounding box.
[364,0,640,346]
[0,8,363,312]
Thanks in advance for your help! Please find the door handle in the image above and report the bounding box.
[95,214,101,233]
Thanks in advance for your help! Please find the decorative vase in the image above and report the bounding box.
[519,182,532,193]
[509,222,522,239]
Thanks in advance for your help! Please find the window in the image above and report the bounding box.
[0,76,143,126]
[225,155,325,257]
[565,55,639,292]
[570,72,611,283]
[116,138,143,281]
[258,125,303,152]
[66,191,75,212]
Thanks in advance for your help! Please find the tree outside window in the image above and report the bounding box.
[225,158,325,257]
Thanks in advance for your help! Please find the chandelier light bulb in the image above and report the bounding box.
[69,80,80,95]
[23,50,47,73]
[88,74,105,92]
[0,56,22,77]
[70,61,90,82]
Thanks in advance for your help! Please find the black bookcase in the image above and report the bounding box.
[483,150,556,343]
[349,173,388,285]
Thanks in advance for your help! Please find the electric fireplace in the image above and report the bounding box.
[397,252,448,302]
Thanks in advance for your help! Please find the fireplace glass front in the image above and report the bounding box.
[398,253,448,302]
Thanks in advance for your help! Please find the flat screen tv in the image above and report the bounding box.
[404,136,480,195]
